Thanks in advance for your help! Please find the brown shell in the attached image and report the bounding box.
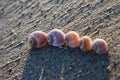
[28,31,47,48]
[65,31,80,48]
[80,36,92,51]
[92,39,108,54]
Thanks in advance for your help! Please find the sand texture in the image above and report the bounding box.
[0,0,120,80]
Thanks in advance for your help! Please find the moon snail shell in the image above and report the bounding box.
[47,29,65,47]
[92,39,108,54]
[80,36,92,51]
[65,31,80,48]
[28,31,48,48]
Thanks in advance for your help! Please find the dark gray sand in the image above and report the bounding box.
[0,0,120,80]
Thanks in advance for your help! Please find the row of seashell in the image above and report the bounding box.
[28,29,108,54]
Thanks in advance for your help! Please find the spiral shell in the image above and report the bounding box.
[47,29,65,47]
[92,39,108,54]
[28,31,47,48]
[80,36,92,51]
[65,31,80,48]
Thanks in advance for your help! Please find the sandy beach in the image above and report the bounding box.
[0,0,120,80]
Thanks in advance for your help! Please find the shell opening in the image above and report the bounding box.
[28,38,33,45]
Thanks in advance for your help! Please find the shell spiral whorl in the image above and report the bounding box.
[47,29,65,47]
[28,31,48,48]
